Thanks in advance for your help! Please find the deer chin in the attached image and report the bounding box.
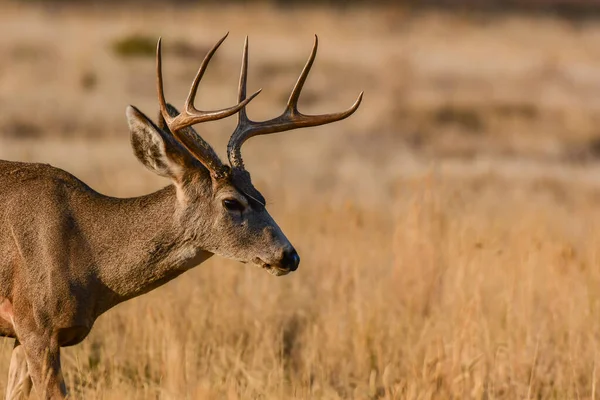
[253,257,291,276]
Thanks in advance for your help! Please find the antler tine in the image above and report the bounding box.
[227,35,363,169]
[237,36,250,121]
[286,35,318,113]
[184,33,228,115]
[156,37,170,126]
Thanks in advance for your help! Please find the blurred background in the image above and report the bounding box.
[3,0,600,398]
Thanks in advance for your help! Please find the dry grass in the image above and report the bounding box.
[6,177,600,399]
[3,2,600,399]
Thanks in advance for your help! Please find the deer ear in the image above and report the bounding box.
[126,105,187,179]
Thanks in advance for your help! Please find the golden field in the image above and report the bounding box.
[3,2,600,398]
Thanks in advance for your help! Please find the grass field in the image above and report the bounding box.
[3,2,600,398]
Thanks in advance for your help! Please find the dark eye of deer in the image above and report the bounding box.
[223,199,244,213]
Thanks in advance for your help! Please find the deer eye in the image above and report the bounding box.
[223,198,245,213]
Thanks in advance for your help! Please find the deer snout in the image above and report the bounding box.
[280,247,300,272]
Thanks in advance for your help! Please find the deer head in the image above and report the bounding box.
[126,34,362,276]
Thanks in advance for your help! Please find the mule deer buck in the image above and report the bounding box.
[0,33,362,399]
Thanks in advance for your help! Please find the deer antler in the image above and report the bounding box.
[226,35,363,170]
[156,33,261,178]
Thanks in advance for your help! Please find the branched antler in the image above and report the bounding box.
[156,33,261,177]
[226,35,363,170]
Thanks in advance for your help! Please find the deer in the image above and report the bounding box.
[0,33,362,399]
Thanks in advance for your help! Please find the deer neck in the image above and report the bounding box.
[93,184,213,310]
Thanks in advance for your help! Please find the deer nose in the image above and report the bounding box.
[281,248,300,271]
